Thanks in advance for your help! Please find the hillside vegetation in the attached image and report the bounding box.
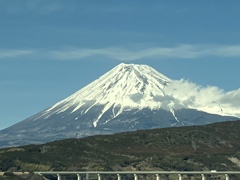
[0,120,240,175]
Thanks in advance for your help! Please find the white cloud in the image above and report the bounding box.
[2,0,63,14]
[0,49,34,59]
[165,80,224,106]
[49,44,240,61]
[163,79,240,117]
[3,44,240,61]
[220,89,240,107]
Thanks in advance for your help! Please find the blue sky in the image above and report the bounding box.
[1,0,240,130]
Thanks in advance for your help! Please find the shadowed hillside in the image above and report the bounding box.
[0,120,240,178]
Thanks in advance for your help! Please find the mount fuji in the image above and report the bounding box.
[0,63,239,147]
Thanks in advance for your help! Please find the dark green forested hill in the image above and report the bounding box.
[0,120,240,174]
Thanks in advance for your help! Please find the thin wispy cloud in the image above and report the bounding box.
[49,44,240,61]
[2,44,240,60]
[0,49,34,59]
[1,0,63,14]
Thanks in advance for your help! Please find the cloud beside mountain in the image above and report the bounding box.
[164,79,240,117]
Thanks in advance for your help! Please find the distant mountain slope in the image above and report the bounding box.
[0,63,239,147]
[0,120,240,174]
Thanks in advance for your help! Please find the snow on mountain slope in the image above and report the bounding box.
[36,63,173,127]
[1,63,239,147]
[30,63,239,128]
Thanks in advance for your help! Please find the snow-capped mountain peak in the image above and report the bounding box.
[32,63,240,128]
[44,63,172,127]
[1,63,239,147]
